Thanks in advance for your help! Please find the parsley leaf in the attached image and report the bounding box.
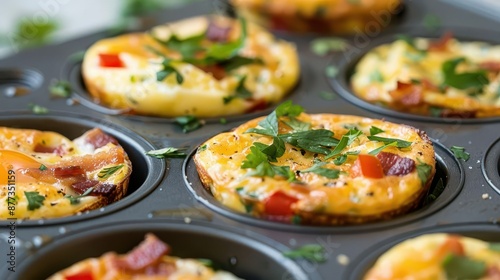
[153,32,205,58]
[442,57,488,90]
[442,254,486,280]
[157,59,183,83]
[65,187,94,205]
[325,65,338,78]
[49,80,72,98]
[302,162,341,179]
[416,161,432,186]
[310,37,349,56]
[280,129,339,155]
[370,70,384,83]
[368,141,398,155]
[333,154,347,165]
[369,126,385,136]
[246,111,278,136]
[223,75,252,104]
[24,191,45,211]
[489,243,500,252]
[146,147,187,158]
[450,146,470,161]
[283,118,311,132]
[276,100,304,118]
[39,164,48,171]
[175,115,204,133]
[98,164,124,179]
[29,103,49,114]
[423,178,445,205]
[367,135,412,148]
[325,128,362,159]
[256,137,286,162]
[283,244,327,263]
[205,17,247,60]
[241,145,268,168]
[220,55,263,72]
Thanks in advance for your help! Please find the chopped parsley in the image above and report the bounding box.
[29,103,49,114]
[442,57,488,90]
[442,254,486,280]
[156,58,183,83]
[39,164,48,171]
[65,187,94,205]
[25,191,45,211]
[489,242,500,252]
[325,65,338,78]
[369,126,385,136]
[370,70,384,83]
[416,161,432,186]
[368,141,398,155]
[49,80,72,98]
[283,244,327,263]
[367,136,412,148]
[98,164,124,179]
[175,115,204,133]
[325,128,361,159]
[302,162,341,179]
[146,147,187,158]
[280,129,339,155]
[223,75,252,104]
[450,146,470,161]
[6,195,19,205]
[310,37,349,56]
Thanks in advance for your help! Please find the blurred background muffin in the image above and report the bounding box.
[230,0,403,34]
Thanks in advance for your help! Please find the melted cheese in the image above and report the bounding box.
[82,15,299,118]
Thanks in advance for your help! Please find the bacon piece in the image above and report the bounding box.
[440,109,477,118]
[428,31,453,52]
[92,183,117,196]
[486,266,500,280]
[206,20,232,42]
[83,128,119,149]
[197,64,226,80]
[376,152,415,176]
[479,61,500,72]
[144,262,177,276]
[122,234,170,271]
[71,180,99,195]
[421,78,441,92]
[34,144,66,156]
[245,99,268,113]
[54,166,85,177]
[389,81,423,106]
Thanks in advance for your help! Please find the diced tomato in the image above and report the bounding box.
[352,154,384,179]
[98,53,124,68]
[264,191,298,216]
[65,270,94,280]
[435,235,465,259]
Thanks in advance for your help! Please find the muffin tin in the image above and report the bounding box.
[1,0,500,279]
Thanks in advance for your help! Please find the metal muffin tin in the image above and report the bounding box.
[1,1,500,279]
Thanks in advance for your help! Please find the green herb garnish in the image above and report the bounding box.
[283,244,327,263]
[223,75,252,104]
[423,14,441,32]
[442,57,488,90]
[370,70,384,83]
[39,164,47,171]
[157,58,183,83]
[175,115,204,133]
[442,254,486,280]
[489,242,500,252]
[65,187,94,205]
[146,147,187,158]
[6,195,19,205]
[311,38,349,56]
[319,91,336,100]
[450,146,470,161]
[24,191,45,211]
[325,128,361,159]
[49,80,72,98]
[367,135,412,148]
[416,161,432,186]
[368,141,398,155]
[281,129,339,155]
[29,104,49,114]
[302,162,341,179]
[423,178,445,205]
[98,164,124,179]
[369,126,385,136]
[325,65,338,78]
